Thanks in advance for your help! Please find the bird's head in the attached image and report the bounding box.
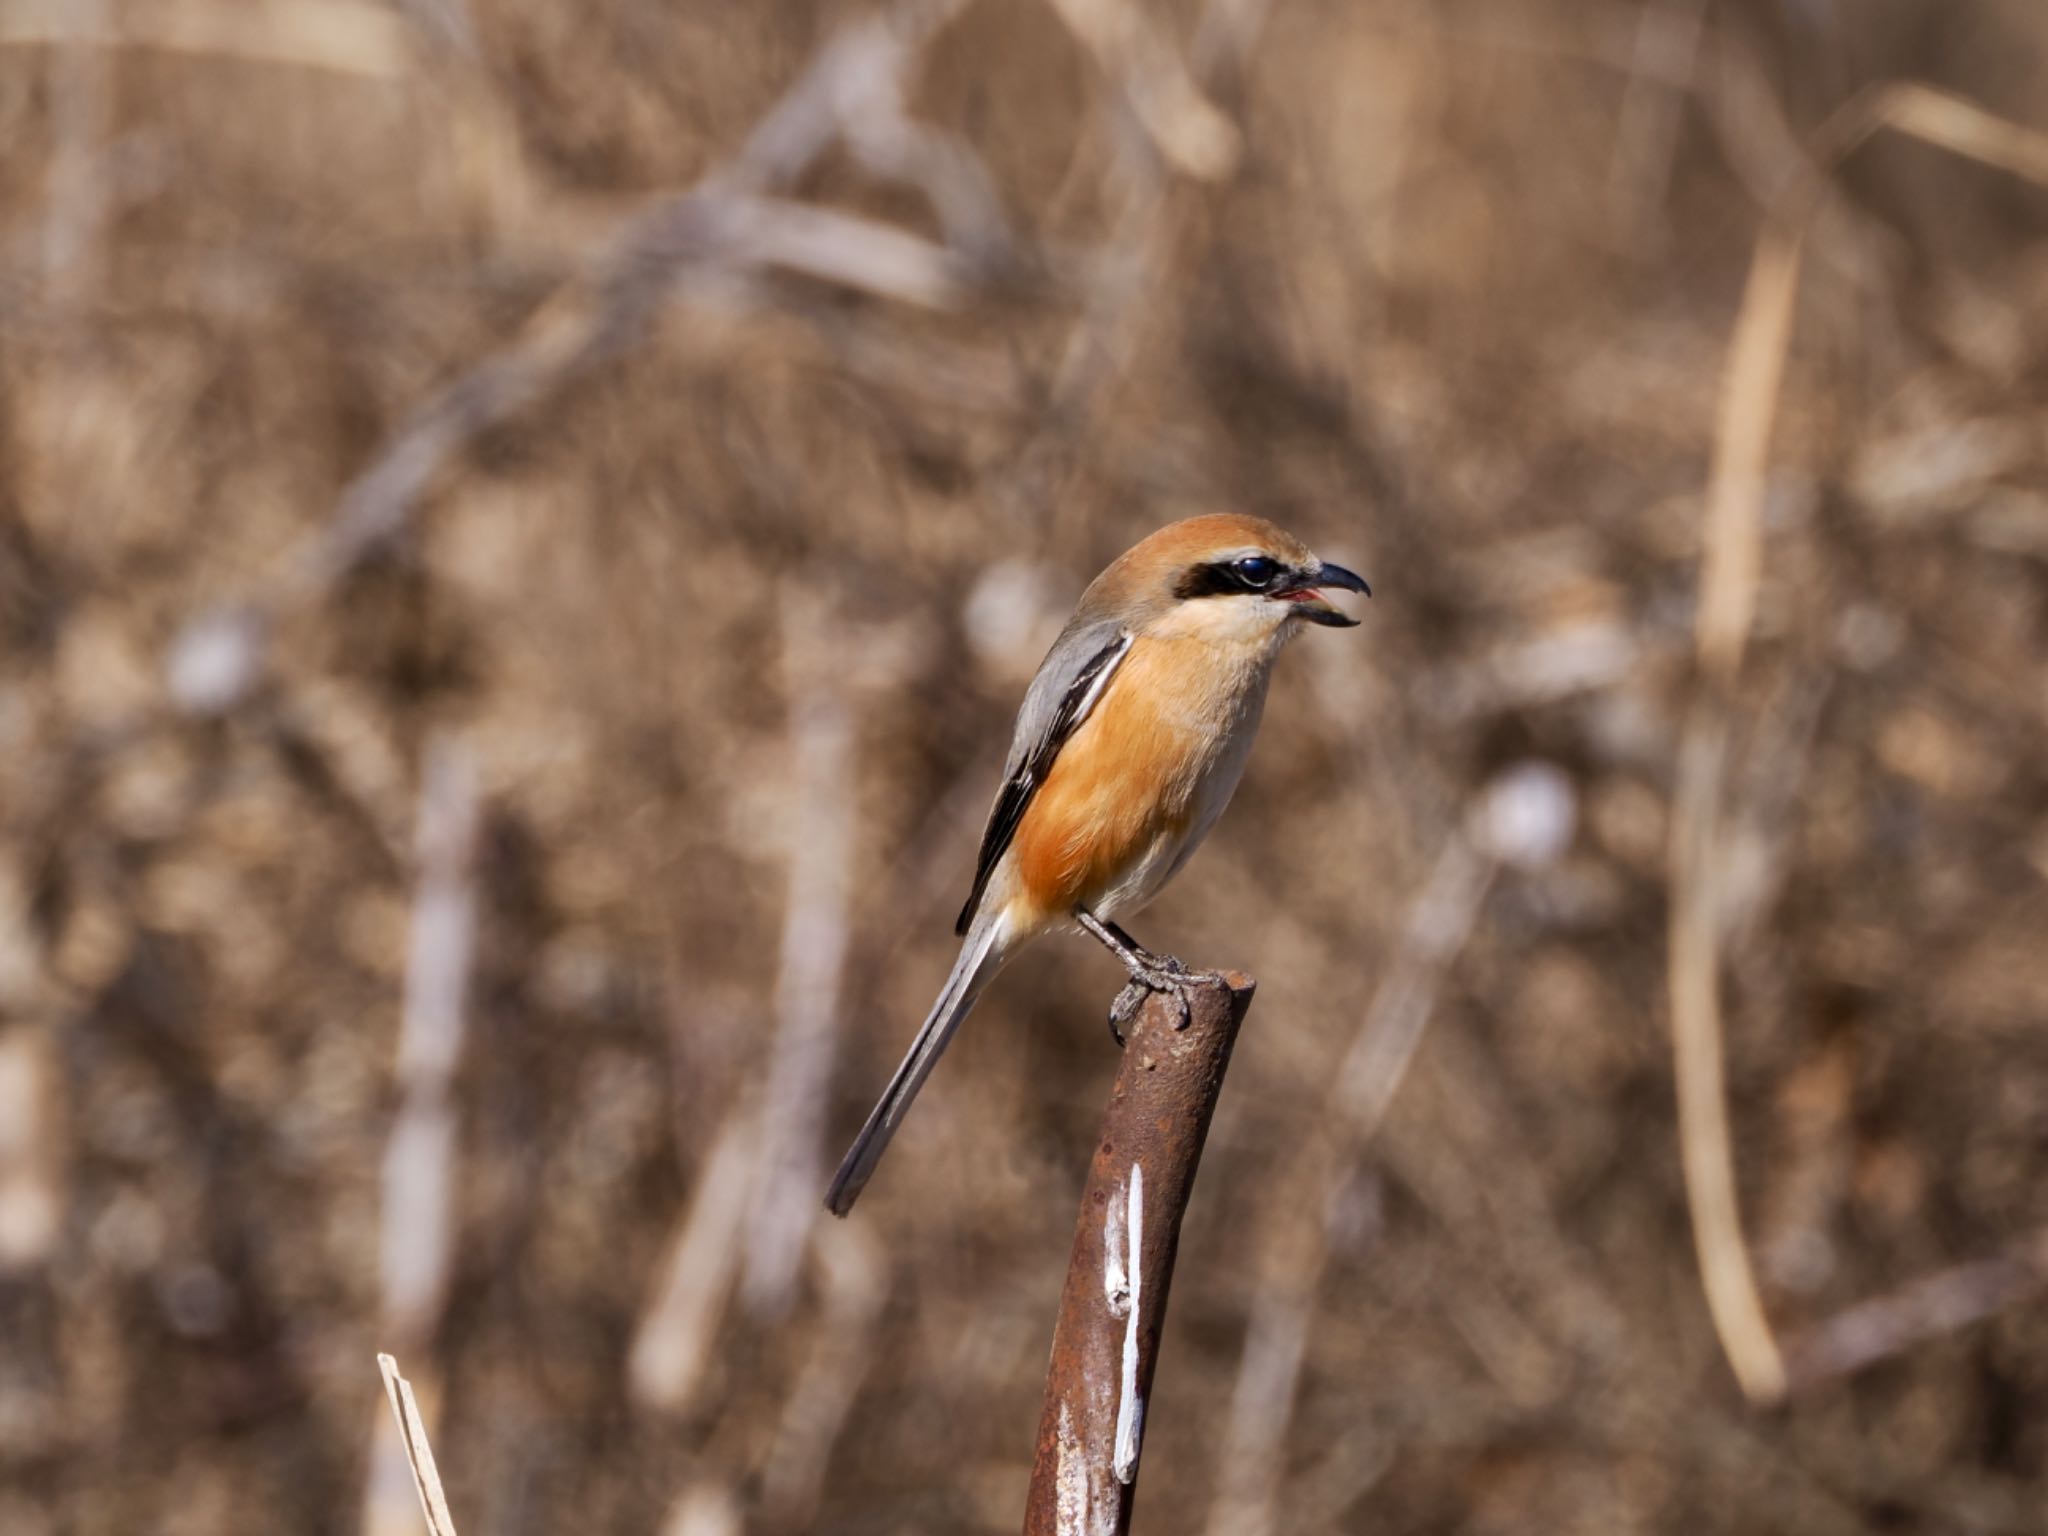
[1086,514,1370,645]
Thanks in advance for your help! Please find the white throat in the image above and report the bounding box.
[1149,594,1298,656]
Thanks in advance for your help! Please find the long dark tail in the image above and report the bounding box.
[825,917,1007,1217]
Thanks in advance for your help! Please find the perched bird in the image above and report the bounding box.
[825,514,1368,1216]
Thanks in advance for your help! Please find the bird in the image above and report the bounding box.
[824,514,1369,1217]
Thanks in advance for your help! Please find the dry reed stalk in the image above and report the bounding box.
[757,1220,889,1527]
[1813,81,2048,187]
[742,595,859,1315]
[1694,227,1802,687]
[376,1354,461,1536]
[1785,1230,2048,1392]
[364,739,480,1536]
[1189,0,1270,74]
[0,1025,59,1272]
[628,1111,757,1414]
[379,738,481,1350]
[37,0,108,307]
[0,0,413,77]
[1045,0,1241,180]
[1669,220,1803,1407]
[1607,0,1709,244]
[659,1487,743,1536]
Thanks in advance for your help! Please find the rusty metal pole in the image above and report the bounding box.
[1023,972,1256,1536]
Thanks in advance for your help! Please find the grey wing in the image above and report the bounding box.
[954,621,1133,935]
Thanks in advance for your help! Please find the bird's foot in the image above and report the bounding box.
[1107,980,1148,1046]
[1076,910,1223,1043]
[1106,955,1224,1040]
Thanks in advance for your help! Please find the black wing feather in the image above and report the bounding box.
[954,631,1132,935]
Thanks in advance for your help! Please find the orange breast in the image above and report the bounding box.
[1007,638,1208,922]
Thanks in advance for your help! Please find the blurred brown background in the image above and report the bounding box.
[5,0,2048,1531]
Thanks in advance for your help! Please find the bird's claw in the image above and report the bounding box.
[1108,980,1150,1046]
[1108,958,1220,1037]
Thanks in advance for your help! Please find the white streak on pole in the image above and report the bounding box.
[1055,1401,1089,1536]
[1103,1175,1129,1318]
[1112,1163,1145,1485]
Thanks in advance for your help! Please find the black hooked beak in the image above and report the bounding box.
[1282,560,1371,627]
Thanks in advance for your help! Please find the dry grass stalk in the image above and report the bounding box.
[628,1111,757,1413]
[1815,81,2048,188]
[1046,0,1241,180]
[37,0,109,307]
[1669,221,1803,1406]
[1694,226,1803,688]
[1785,1230,2048,1392]
[0,1026,59,1271]
[376,1354,460,1536]
[757,1220,890,1527]
[380,738,481,1349]
[741,596,860,1316]
[659,1486,743,1536]
[0,0,414,78]
[363,740,479,1536]
[1606,0,1709,244]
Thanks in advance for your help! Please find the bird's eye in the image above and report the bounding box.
[1233,556,1280,588]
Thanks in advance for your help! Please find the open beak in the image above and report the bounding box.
[1280,560,1371,628]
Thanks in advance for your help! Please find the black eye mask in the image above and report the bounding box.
[1173,555,1290,599]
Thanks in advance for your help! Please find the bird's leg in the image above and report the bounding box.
[1101,919,1226,992]
[1103,919,1185,975]
[1075,909,1222,1038]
